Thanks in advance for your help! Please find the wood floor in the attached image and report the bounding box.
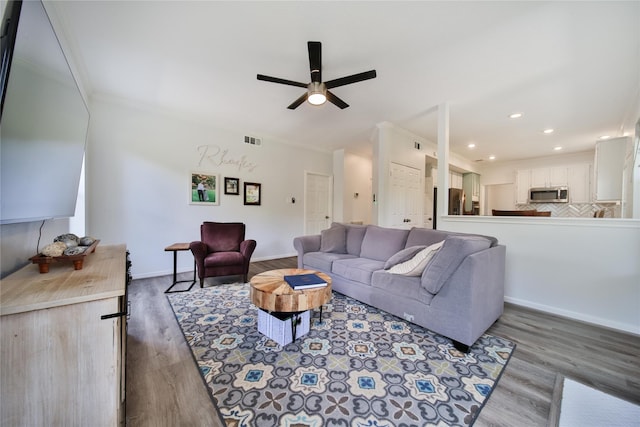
[125,257,640,426]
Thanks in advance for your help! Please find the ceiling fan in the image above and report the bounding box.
[257,41,377,110]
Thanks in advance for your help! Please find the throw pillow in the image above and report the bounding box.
[421,235,492,294]
[359,225,410,261]
[384,245,427,270]
[388,240,444,276]
[320,224,347,253]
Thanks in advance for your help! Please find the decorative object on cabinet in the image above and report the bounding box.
[190,172,220,205]
[224,177,239,195]
[244,182,261,205]
[29,239,100,273]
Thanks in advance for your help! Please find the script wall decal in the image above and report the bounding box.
[196,144,258,173]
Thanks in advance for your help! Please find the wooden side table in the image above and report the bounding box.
[164,243,196,293]
[250,269,332,343]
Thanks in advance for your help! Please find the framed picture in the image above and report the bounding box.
[244,182,261,206]
[190,172,220,205]
[224,177,240,195]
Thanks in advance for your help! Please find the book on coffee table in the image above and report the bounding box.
[284,273,327,290]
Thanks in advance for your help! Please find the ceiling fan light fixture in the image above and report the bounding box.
[307,82,327,105]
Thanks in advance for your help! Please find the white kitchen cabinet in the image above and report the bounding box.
[530,166,568,188]
[568,163,591,203]
[450,172,463,189]
[594,137,629,202]
[463,173,480,211]
[516,169,531,204]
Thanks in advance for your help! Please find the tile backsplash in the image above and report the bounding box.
[516,203,620,218]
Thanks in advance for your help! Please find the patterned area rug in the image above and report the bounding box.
[167,283,515,426]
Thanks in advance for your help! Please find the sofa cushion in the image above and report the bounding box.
[371,271,435,305]
[406,227,499,248]
[303,252,356,273]
[332,258,386,285]
[387,241,444,276]
[345,224,368,256]
[320,224,346,253]
[421,235,492,294]
[384,245,426,270]
[359,225,409,262]
[405,227,451,248]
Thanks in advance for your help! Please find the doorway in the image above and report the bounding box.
[389,162,421,228]
[304,172,333,235]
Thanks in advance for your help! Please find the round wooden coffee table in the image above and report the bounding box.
[250,268,332,313]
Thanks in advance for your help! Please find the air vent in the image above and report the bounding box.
[244,135,262,146]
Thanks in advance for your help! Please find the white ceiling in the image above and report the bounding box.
[51,1,640,162]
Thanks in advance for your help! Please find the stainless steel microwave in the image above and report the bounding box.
[529,186,568,203]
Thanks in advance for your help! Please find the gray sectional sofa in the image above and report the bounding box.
[293,223,506,352]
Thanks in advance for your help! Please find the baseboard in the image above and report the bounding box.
[131,253,298,280]
[251,252,297,262]
[504,296,640,337]
[547,374,564,427]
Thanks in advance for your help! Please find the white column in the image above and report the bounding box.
[437,102,450,227]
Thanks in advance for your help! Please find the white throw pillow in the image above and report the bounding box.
[388,240,444,276]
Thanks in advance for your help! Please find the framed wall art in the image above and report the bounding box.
[190,172,220,205]
[224,177,240,195]
[244,182,261,206]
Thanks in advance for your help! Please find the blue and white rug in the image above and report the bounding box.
[168,283,515,426]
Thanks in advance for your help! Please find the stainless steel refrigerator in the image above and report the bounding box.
[448,188,465,215]
[432,187,466,229]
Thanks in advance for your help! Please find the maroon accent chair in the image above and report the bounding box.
[190,222,257,287]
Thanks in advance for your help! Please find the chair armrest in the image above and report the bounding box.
[293,235,321,268]
[189,241,208,259]
[189,241,207,279]
[240,239,257,260]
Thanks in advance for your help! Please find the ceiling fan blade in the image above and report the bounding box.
[325,70,377,89]
[257,74,307,88]
[326,91,349,109]
[308,41,322,83]
[287,92,308,110]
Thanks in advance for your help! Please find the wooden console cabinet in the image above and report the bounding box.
[0,244,130,427]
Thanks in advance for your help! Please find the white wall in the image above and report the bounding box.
[373,122,428,226]
[440,216,640,335]
[485,183,515,212]
[86,96,332,278]
[342,152,373,225]
[0,219,71,277]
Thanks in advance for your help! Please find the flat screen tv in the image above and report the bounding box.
[0,0,89,224]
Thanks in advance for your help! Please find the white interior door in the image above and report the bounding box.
[304,172,333,235]
[389,162,422,228]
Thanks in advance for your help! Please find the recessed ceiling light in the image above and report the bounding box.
[509,112,523,119]
[488,155,496,160]
[543,128,554,134]
[468,143,476,149]
[554,146,563,151]
[599,135,611,140]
